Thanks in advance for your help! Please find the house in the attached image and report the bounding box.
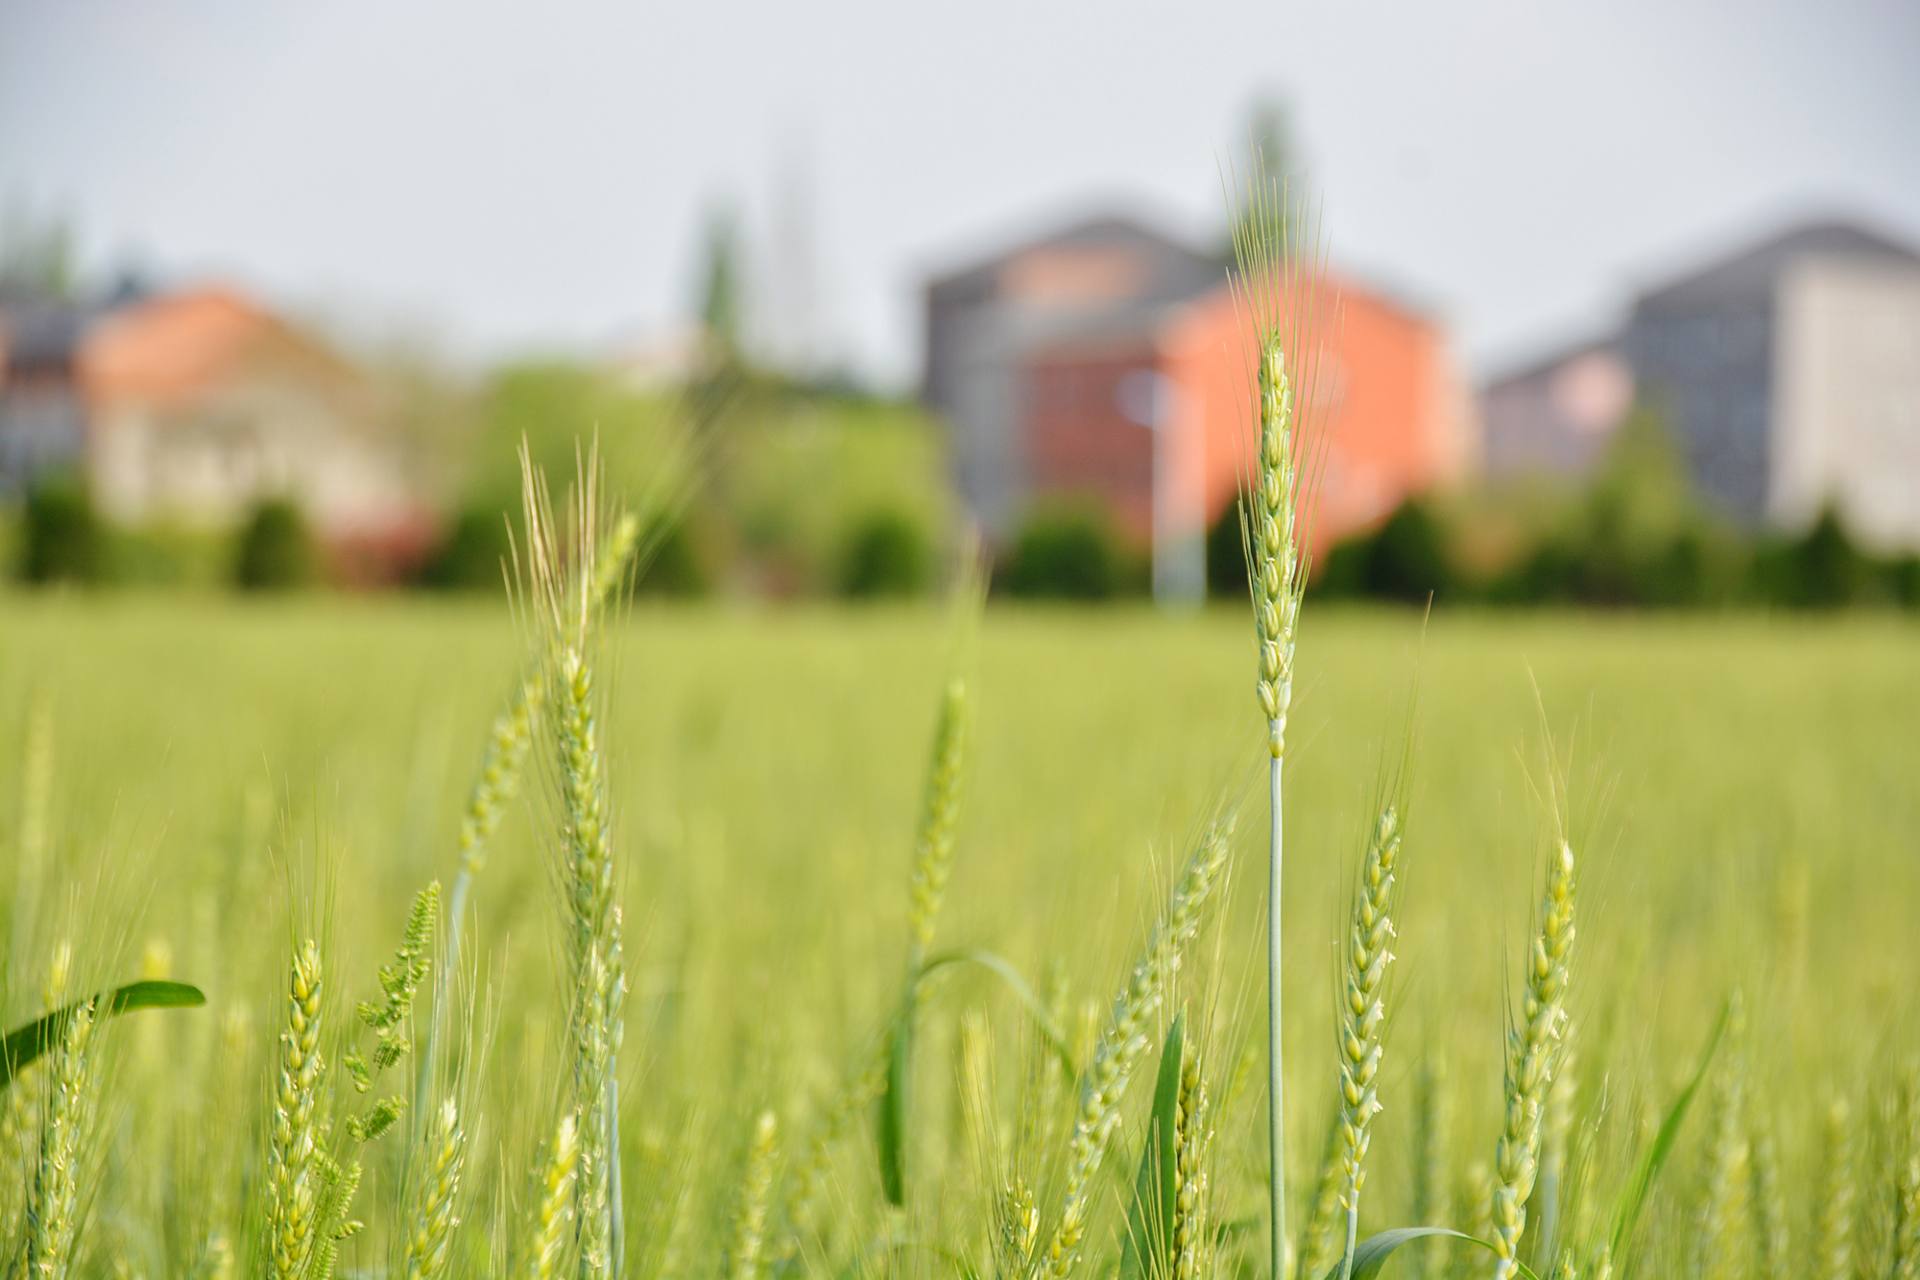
[77,289,418,550]
[920,212,1474,599]
[1622,220,1920,549]
[0,288,106,498]
[1478,218,1920,551]
[1478,335,1634,478]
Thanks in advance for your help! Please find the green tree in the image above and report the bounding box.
[695,203,746,365]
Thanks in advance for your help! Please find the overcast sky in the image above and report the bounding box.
[4,0,1917,388]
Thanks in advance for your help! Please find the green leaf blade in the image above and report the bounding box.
[2,979,207,1091]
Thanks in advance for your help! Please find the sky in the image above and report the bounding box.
[3,0,1918,389]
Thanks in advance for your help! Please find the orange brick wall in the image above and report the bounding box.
[1158,275,1464,558]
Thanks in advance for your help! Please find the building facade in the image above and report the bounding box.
[1623,220,1920,548]
[921,212,1473,599]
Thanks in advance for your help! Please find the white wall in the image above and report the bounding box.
[1774,258,1920,550]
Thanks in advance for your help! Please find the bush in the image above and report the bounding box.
[18,476,103,586]
[999,508,1128,600]
[838,509,933,599]
[1751,506,1879,609]
[420,508,513,592]
[1314,498,1457,603]
[1205,498,1249,599]
[1887,554,1920,609]
[234,499,317,591]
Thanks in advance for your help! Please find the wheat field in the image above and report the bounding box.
[1,585,1917,1277]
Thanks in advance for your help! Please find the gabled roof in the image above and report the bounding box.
[81,287,359,409]
[1482,330,1622,392]
[924,210,1223,305]
[1633,218,1920,314]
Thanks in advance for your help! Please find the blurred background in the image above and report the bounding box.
[1,0,1917,608]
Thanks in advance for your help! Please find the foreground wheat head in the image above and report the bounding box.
[1335,804,1403,1275]
[1231,153,1323,1280]
[1489,841,1577,1278]
[1040,817,1233,1278]
[519,446,629,1278]
[267,940,327,1280]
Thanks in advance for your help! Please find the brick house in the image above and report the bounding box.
[921,213,1474,599]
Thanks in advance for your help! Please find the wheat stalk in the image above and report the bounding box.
[1748,1112,1789,1280]
[1231,156,1318,1280]
[1488,840,1576,1279]
[1039,818,1233,1279]
[1694,1062,1751,1280]
[402,1098,468,1280]
[1814,1097,1854,1280]
[525,1112,581,1280]
[727,1110,780,1280]
[1408,1053,1448,1280]
[906,677,969,964]
[1334,805,1402,1279]
[1172,1038,1215,1280]
[24,989,97,1279]
[267,939,327,1280]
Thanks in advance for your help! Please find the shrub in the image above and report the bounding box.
[1752,507,1879,609]
[999,508,1128,600]
[17,476,103,586]
[838,509,933,599]
[234,499,317,591]
[1312,498,1457,603]
[1887,554,1920,609]
[1359,498,1456,602]
[1205,498,1249,599]
[421,508,513,592]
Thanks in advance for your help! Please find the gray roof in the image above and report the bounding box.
[1633,218,1920,314]
[924,211,1224,307]
[1483,330,1621,392]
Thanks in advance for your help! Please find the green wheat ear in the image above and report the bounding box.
[1229,153,1322,1280]
[1489,839,1577,1278]
[402,1098,468,1280]
[1039,818,1233,1279]
[1333,804,1403,1278]
[267,939,327,1280]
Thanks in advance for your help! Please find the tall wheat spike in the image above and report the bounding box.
[1230,152,1326,1280]
[521,447,628,1280]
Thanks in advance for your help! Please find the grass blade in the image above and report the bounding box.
[1,979,207,1091]
[1323,1227,1543,1280]
[917,948,1075,1075]
[1120,1012,1186,1280]
[1605,996,1732,1264]
[876,988,915,1206]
